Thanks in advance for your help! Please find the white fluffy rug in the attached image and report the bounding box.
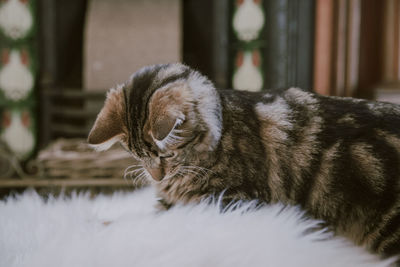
[0,187,395,267]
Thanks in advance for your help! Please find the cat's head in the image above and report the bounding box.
[88,63,222,182]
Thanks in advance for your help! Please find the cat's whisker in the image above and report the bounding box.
[125,168,143,177]
[125,170,143,180]
[124,164,143,174]
[177,167,211,182]
[135,173,147,184]
[124,165,145,180]
[124,170,136,180]
[130,169,150,186]
[180,165,215,176]
[182,169,200,176]
[181,165,212,171]
[130,168,145,174]
[160,168,189,182]
[179,166,200,173]
[124,164,147,183]
[125,164,143,170]
[183,169,208,177]
[179,171,205,181]
[134,167,152,183]
[171,170,192,180]
[183,170,208,185]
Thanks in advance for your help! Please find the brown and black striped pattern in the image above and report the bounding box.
[88,63,400,259]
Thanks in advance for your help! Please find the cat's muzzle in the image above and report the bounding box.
[146,167,164,181]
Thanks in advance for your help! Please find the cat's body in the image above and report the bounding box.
[88,63,400,259]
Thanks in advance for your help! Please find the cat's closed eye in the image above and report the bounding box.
[159,152,176,160]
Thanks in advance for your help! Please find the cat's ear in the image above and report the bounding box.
[88,87,126,151]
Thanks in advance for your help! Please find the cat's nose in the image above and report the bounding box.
[146,167,164,181]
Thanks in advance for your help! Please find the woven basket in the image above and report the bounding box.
[38,138,137,179]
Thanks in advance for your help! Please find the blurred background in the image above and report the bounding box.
[0,0,398,193]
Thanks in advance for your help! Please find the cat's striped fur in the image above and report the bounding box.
[88,63,400,259]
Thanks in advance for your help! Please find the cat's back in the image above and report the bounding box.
[316,93,400,135]
[218,87,400,136]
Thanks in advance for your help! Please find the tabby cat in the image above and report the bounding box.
[88,63,400,259]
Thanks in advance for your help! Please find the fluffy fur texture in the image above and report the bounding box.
[0,188,396,267]
[88,63,400,259]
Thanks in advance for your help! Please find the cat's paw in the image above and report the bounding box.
[155,198,173,211]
